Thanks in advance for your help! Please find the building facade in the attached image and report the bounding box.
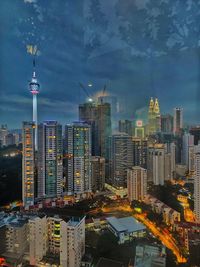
[109,133,133,187]
[38,121,63,199]
[127,166,147,202]
[173,108,183,135]
[194,145,200,221]
[22,121,35,207]
[91,156,105,191]
[65,122,91,195]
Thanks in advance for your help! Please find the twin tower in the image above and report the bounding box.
[148,97,161,134]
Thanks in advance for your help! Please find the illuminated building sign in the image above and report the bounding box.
[136,120,143,127]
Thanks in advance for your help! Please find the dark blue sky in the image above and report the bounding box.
[1,0,200,128]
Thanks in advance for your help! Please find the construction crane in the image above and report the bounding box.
[79,82,93,102]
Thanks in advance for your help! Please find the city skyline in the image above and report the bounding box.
[1,1,200,266]
[2,0,200,128]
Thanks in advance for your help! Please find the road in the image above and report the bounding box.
[101,204,187,264]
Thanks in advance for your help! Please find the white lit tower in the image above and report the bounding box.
[29,59,40,150]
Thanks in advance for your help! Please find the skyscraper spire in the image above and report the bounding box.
[29,58,40,150]
[149,97,154,113]
[154,98,160,115]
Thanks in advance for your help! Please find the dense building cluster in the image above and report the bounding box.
[20,68,200,225]
[0,212,85,267]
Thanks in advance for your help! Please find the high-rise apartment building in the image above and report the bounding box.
[91,156,105,191]
[29,215,47,266]
[194,145,200,221]
[65,122,91,195]
[182,133,194,168]
[38,121,63,199]
[148,143,174,185]
[0,213,86,267]
[5,217,29,259]
[0,124,8,147]
[148,144,165,185]
[22,121,35,207]
[173,108,183,135]
[132,137,148,169]
[48,216,85,267]
[127,166,147,202]
[109,133,133,187]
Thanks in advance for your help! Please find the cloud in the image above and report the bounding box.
[24,0,37,3]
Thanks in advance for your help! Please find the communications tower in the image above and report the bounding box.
[29,59,40,150]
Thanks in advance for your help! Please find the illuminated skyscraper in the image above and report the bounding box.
[148,97,161,134]
[154,98,161,132]
[37,121,63,199]
[148,97,155,135]
[29,60,40,150]
[173,108,183,135]
[22,121,35,207]
[65,122,91,195]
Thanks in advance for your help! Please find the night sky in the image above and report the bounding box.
[1,0,200,128]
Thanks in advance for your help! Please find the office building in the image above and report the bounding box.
[134,120,145,138]
[161,114,173,133]
[65,122,91,195]
[109,133,133,187]
[182,133,194,168]
[38,121,63,199]
[22,121,35,207]
[127,166,147,202]
[173,108,183,135]
[148,98,161,135]
[91,156,105,191]
[119,120,133,136]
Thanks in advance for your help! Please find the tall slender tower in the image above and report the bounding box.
[154,98,161,132]
[29,59,40,150]
[148,97,155,135]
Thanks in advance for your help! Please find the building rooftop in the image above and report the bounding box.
[96,257,124,267]
[106,216,146,233]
